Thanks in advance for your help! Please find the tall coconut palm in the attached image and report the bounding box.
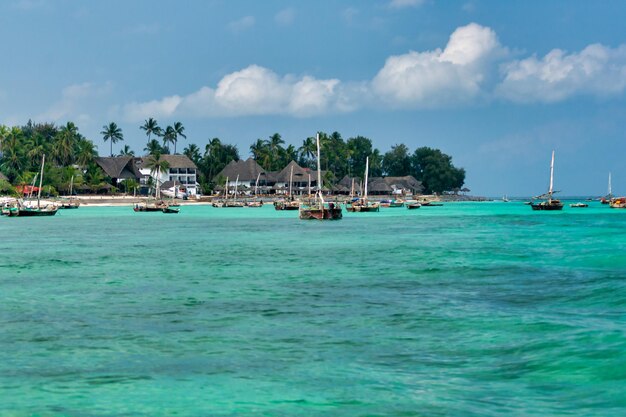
[140,118,161,142]
[54,122,79,166]
[161,125,176,154]
[183,143,201,165]
[172,121,186,154]
[118,145,135,156]
[298,136,316,168]
[76,140,97,167]
[144,152,170,198]
[144,139,164,156]
[100,122,124,157]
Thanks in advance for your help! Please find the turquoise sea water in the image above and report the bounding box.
[1,201,625,416]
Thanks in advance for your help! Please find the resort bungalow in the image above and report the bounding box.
[367,176,423,196]
[216,158,268,190]
[137,154,199,197]
[273,161,317,195]
[95,156,142,189]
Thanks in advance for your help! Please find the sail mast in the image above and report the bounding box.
[364,156,369,201]
[548,150,555,201]
[316,133,324,204]
[255,172,260,197]
[609,172,612,196]
[37,154,45,209]
[234,175,239,202]
[289,165,293,197]
[224,176,229,201]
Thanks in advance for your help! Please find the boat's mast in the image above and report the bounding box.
[350,178,355,198]
[316,133,324,204]
[255,172,260,197]
[69,175,74,197]
[364,156,369,201]
[37,154,45,209]
[308,174,311,196]
[234,175,239,202]
[289,165,293,197]
[156,166,161,199]
[548,150,555,201]
[609,172,612,196]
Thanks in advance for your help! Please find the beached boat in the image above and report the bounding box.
[16,155,59,217]
[299,133,342,220]
[530,150,563,211]
[345,157,380,213]
[58,176,80,209]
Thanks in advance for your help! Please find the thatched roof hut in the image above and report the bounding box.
[215,158,266,183]
[95,156,141,180]
[368,175,423,195]
[275,161,311,185]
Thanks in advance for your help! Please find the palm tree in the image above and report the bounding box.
[144,152,170,198]
[118,145,135,156]
[54,122,79,166]
[161,125,175,154]
[183,143,201,165]
[172,121,186,154]
[140,118,161,142]
[76,140,97,167]
[100,122,124,157]
[144,139,164,156]
[298,136,316,168]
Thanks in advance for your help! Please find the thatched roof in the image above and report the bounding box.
[95,156,140,179]
[368,179,394,193]
[136,154,197,170]
[275,161,310,183]
[215,158,266,182]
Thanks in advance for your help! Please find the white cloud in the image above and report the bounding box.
[389,0,425,9]
[117,23,626,119]
[121,65,343,121]
[496,44,626,102]
[371,23,503,107]
[228,15,255,33]
[275,8,295,26]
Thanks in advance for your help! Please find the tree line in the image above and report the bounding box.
[0,119,465,195]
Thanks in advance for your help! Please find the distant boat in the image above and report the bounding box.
[530,150,563,211]
[601,172,613,204]
[17,155,59,217]
[58,175,80,209]
[346,156,380,212]
[274,166,300,210]
[299,133,342,220]
[609,197,626,209]
[570,202,588,208]
[502,195,509,202]
[379,199,405,208]
[406,202,421,210]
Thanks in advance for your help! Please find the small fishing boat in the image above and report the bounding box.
[569,202,588,208]
[162,206,180,214]
[609,197,626,208]
[245,200,263,207]
[421,201,443,207]
[274,166,300,210]
[530,151,563,211]
[345,157,379,213]
[379,199,405,208]
[58,176,80,209]
[134,199,168,212]
[16,155,59,217]
[601,173,613,204]
[406,202,421,209]
[299,133,342,220]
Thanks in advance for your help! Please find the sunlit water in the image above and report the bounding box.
[1,201,625,416]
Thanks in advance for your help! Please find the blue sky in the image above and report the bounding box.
[2,0,626,196]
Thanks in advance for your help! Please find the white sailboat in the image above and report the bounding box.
[530,150,563,211]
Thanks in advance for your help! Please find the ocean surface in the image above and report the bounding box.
[1,201,625,417]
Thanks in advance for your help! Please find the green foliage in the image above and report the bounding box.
[410,147,465,194]
[100,122,124,157]
[382,144,411,176]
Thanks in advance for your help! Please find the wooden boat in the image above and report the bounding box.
[345,156,380,213]
[17,155,59,217]
[58,176,80,209]
[245,200,263,207]
[162,206,180,214]
[274,166,300,210]
[134,199,168,212]
[299,133,342,220]
[601,173,613,204]
[530,151,563,211]
[569,202,588,208]
[609,197,626,208]
[379,199,404,208]
[421,201,443,207]
[406,202,421,209]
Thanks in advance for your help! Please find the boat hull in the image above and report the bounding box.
[299,207,343,220]
[530,202,563,211]
[17,208,59,216]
